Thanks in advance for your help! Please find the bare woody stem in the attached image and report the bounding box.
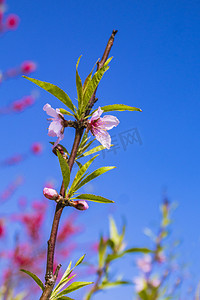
[40,29,117,300]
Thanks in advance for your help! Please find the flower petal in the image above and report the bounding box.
[48,120,63,137]
[53,133,64,148]
[93,127,111,149]
[101,115,120,130]
[90,106,104,122]
[43,103,58,118]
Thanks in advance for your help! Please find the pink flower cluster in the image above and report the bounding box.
[44,104,119,150]
[0,61,37,84]
[0,0,19,33]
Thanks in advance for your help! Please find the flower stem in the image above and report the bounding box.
[40,29,117,300]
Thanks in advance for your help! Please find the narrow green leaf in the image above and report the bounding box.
[99,104,142,112]
[57,297,75,300]
[109,216,120,246]
[56,282,93,297]
[106,248,152,263]
[79,131,89,147]
[51,275,76,299]
[124,247,152,254]
[98,236,107,268]
[74,254,85,267]
[57,151,70,190]
[83,60,98,92]
[76,166,116,191]
[76,56,83,110]
[68,155,98,196]
[81,145,107,157]
[76,139,95,158]
[20,269,44,291]
[75,160,83,169]
[100,280,131,289]
[75,194,114,204]
[51,261,72,297]
[82,57,112,112]
[59,109,75,117]
[23,76,75,112]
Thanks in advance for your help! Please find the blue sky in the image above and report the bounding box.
[1,0,200,298]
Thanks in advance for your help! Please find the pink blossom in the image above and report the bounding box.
[31,142,43,155]
[73,200,89,211]
[43,187,59,200]
[0,219,4,238]
[151,277,161,288]
[43,103,65,148]
[21,61,36,74]
[136,255,152,273]
[157,252,166,263]
[6,14,19,30]
[133,276,147,292]
[88,107,119,149]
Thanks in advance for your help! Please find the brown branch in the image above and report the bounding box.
[86,29,118,116]
[40,29,117,300]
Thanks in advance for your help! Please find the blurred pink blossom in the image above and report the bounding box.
[31,142,43,155]
[88,106,119,149]
[6,14,19,30]
[151,277,161,288]
[136,254,152,273]
[21,61,37,74]
[133,276,147,292]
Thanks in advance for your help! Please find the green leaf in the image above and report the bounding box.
[57,151,70,190]
[52,256,85,298]
[109,216,120,246]
[124,247,152,254]
[59,109,75,117]
[56,282,93,297]
[75,194,114,204]
[82,57,112,113]
[51,275,76,299]
[98,236,107,268]
[100,280,131,289]
[76,56,83,110]
[20,269,44,291]
[57,297,75,300]
[98,104,142,113]
[68,155,98,196]
[23,76,75,112]
[106,247,152,263]
[76,139,95,158]
[83,60,98,92]
[81,145,107,157]
[76,166,116,191]
[74,254,85,267]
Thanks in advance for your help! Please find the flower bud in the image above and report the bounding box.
[43,188,59,200]
[73,200,89,211]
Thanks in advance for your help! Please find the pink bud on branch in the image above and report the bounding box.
[43,188,59,201]
[73,200,89,211]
